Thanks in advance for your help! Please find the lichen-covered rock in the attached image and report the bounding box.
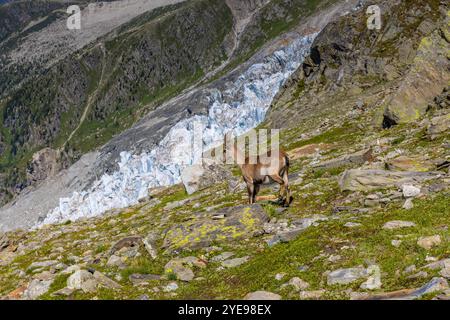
[383,29,450,125]
[162,204,269,251]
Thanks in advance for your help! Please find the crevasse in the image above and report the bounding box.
[40,33,317,226]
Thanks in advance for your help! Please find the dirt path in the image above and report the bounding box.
[63,43,107,148]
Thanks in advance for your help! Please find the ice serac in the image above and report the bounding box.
[40,34,317,226]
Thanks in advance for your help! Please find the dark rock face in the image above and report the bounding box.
[266,0,448,130]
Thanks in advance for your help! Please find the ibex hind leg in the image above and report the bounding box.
[253,183,261,204]
[246,183,255,204]
[282,169,293,207]
[269,174,287,204]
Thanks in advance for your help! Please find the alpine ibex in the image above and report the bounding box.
[223,133,292,207]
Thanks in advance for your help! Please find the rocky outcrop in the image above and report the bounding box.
[26,148,62,185]
[266,0,448,129]
[383,27,450,124]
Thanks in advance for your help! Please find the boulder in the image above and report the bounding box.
[181,162,232,195]
[23,279,53,300]
[383,30,450,125]
[402,185,421,198]
[339,169,439,192]
[67,270,97,293]
[162,204,269,251]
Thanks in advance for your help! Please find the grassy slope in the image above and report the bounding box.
[0,108,448,299]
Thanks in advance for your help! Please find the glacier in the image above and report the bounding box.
[39,33,317,226]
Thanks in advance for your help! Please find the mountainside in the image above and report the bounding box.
[0,0,449,301]
[0,0,339,206]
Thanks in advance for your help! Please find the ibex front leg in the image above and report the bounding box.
[246,182,255,204]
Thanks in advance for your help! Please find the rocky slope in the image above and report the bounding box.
[0,0,448,300]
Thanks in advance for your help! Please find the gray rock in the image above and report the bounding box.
[268,215,328,246]
[106,255,127,269]
[67,270,97,293]
[93,271,122,289]
[402,198,414,210]
[163,282,179,292]
[221,256,249,268]
[142,232,158,259]
[412,277,449,298]
[402,185,421,198]
[424,258,450,271]
[339,170,440,192]
[164,256,206,282]
[23,279,53,300]
[391,240,402,247]
[327,267,368,285]
[244,291,281,300]
[52,287,75,297]
[428,114,450,140]
[211,252,235,262]
[360,268,382,290]
[275,273,286,281]
[417,235,441,250]
[299,290,325,299]
[313,148,373,170]
[129,273,161,285]
[163,204,268,251]
[286,277,310,291]
[406,271,428,279]
[344,222,362,228]
[382,221,416,230]
[109,236,142,255]
[27,260,58,271]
